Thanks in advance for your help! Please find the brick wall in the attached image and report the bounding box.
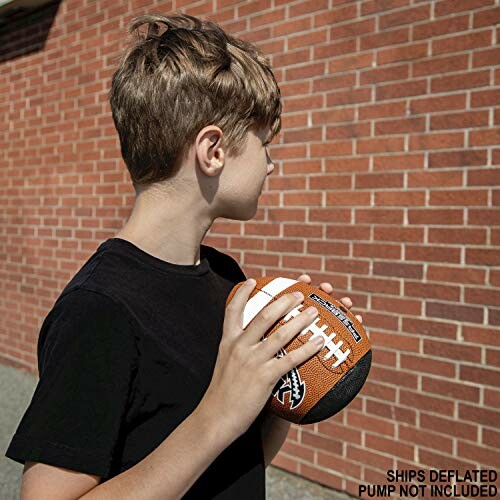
[1,0,499,496]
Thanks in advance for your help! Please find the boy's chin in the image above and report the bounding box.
[220,199,259,221]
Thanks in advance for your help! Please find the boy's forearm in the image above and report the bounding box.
[80,402,235,500]
[260,410,292,467]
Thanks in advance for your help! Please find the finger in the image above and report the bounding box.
[258,304,319,360]
[225,279,257,335]
[340,297,352,309]
[269,331,325,382]
[319,282,334,293]
[244,291,305,347]
[355,314,363,323]
[297,274,311,283]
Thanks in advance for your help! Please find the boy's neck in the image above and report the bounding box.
[114,191,212,267]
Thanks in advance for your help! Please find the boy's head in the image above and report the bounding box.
[108,12,282,220]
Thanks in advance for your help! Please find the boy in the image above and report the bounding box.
[6,12,359,499]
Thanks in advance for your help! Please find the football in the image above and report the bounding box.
[226,276,372,424]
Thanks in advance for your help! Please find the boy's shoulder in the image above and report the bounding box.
[201,244,246,281]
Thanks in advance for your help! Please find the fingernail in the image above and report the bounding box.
[246,278,255,286]
[313,336,324,347]
[293,291,303,299]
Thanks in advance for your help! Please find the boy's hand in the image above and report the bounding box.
[199,279,324,442]
[296,273,363,324]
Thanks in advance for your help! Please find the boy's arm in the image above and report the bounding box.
[80,401,235,500]
[260,408,292,468]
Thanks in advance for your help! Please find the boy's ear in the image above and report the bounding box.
[195,126,225,176]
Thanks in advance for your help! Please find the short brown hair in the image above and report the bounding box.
[108,12,282,190]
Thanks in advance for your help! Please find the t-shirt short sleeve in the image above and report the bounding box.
[5,288,139,478]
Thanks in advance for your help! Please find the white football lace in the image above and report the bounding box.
[282,304,350,368]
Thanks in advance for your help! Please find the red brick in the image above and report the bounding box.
[315,2,357,25]
[376,79,427,100]
[427,264,486,285]
[408,170,463,188]
[469,128,500,146]
[347,444,394,471]
[472,46,500,68]
[484,388,500,407]
[483,429,500,451]
[317,452,362,477]
[329,18,375,41]
[325,157,369,172]
[403,317,457,340]
[458,441,500,467]
[460,364,500,387]
[407,208,464,225]
[429,189,488,206]
[370,365,418,389]
[405,281,460,301]
[467,168,500,186]
[328,53,373,72]
[361,0,409,16]
[428,227,486,245]
[373,153,424,171]
[420,449,475,471]
[433,29,493,55]
[400,390,454,416]
[353,242,402,260]
[431,70,490,93]
[374,226,424,242]
[399,426,454,453]
[471,88,500,107]
[379,4,430,29]
[370,330,420,352]
[326,122,370,139]
[368,400,417,425]
[375,117,425,135]
[463,325,500,348]
[466,248,500,266]
[473,5,500,28]
[360,64,409,85]
[430,110,489,130]
[357,137,405,154]
[355,172,404,189]
[317,420,362,444]
[426,301,484,324]
[401,353,456,377]
[459,402,500,427]
[326,87,372,106]
[428,150,487,168]
[486,349,500,368]
[373,261,422,279]
[413,54,468,77]
[360,28,409,50]
[467,287,500,308]
[413,14,469,40]
[435,0,494,17]
[365,434,414,460]
[409,132,464,151]
[355,208,404,224]
[421,414,478,441]
[422,376,480,402]
[358,101,406,120]
[377,42,428,65]
[364,380,398,402]
[424,338,482,363]
[410,93,466,114]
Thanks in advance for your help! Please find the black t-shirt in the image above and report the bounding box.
[5,237,266,499]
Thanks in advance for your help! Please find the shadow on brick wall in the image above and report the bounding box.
[0,0,61,64]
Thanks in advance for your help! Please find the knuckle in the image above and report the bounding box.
[260,308,273,323]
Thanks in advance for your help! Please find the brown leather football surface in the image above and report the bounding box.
[226,276,372,425]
